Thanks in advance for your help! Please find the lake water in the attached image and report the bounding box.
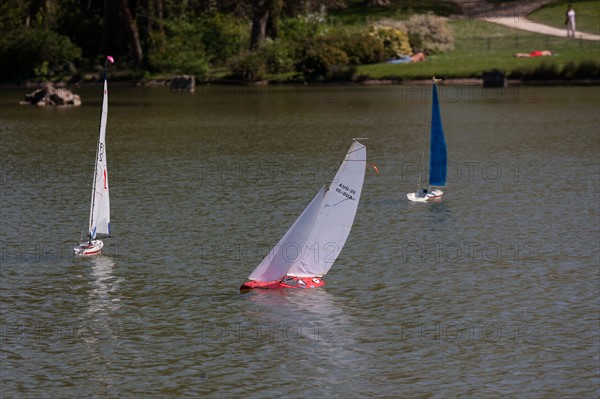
[1,83,598,398]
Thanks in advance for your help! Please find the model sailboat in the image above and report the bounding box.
[240,140,367,290]
[407,78,448,202]
[74,56,114,255]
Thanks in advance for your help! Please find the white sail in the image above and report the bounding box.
[89,79,110,238]
[287,140,366,277]
[249,186,326,282]
[248,140,366,282]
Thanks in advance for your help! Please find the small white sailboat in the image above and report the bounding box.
[407,78,448,202]
[74,56,114,256]
[240,140,367,290]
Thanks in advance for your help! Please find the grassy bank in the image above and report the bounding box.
[528,1,600,35]
[103,14,600,84]
[356,18,600,81]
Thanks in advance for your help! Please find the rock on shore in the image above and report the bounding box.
[169,75,195,92]
[20,83,82,106]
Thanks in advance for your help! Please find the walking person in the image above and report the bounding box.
[565,4,576,38]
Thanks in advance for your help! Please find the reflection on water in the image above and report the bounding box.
[244,288,354,343]
[240,288,370,397]
[87,255,121,316]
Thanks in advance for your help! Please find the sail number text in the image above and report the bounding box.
[98,143,104,162]
[335,183,356,200]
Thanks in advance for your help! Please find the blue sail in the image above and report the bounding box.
[429,84,447,187]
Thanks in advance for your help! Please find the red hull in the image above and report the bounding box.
[240,276,326,291]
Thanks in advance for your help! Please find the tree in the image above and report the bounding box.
[250,0,344,49]
[249,0,284,49]
[250,0,270,49]
[0,0,31,30]
[118,0,143,66]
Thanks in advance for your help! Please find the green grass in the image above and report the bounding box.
[356,19,600,80]
[528,0,600,35]
[328,0,460,25]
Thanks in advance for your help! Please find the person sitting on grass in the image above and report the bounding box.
[387,51,426,64]
[513,50,554,58]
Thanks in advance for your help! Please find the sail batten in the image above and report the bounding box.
[428,84,447,187]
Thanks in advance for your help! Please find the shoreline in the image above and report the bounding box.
[2,77,599,89]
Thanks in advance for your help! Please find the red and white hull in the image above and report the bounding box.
[240,276,326,291]
[74,239,104,256]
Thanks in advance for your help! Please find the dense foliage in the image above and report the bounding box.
[0,27,81,81]
[0,0,456,82]
[369,25,412,59]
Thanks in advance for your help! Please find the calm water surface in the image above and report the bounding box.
[1,84,598,398]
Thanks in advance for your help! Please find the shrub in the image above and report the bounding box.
[229,51,267,82]
[369,25,412,58]
[260,39,295,74]
[292,27,391,81]
[339,31,386,64]
[400,13,454,53]
[515,60,600,81]
[562,60,600,79]
[295,38,351,81]
[532,62,561,80]
[0,27,81,81]
[227,38,295,82]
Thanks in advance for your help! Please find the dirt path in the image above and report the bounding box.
[453,0,600,41]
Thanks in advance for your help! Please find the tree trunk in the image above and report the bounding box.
[138,0,150,52]
[267,0,283,39]
[153,0,164,35]
[118,0,143,66]
[250,0,269,49]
